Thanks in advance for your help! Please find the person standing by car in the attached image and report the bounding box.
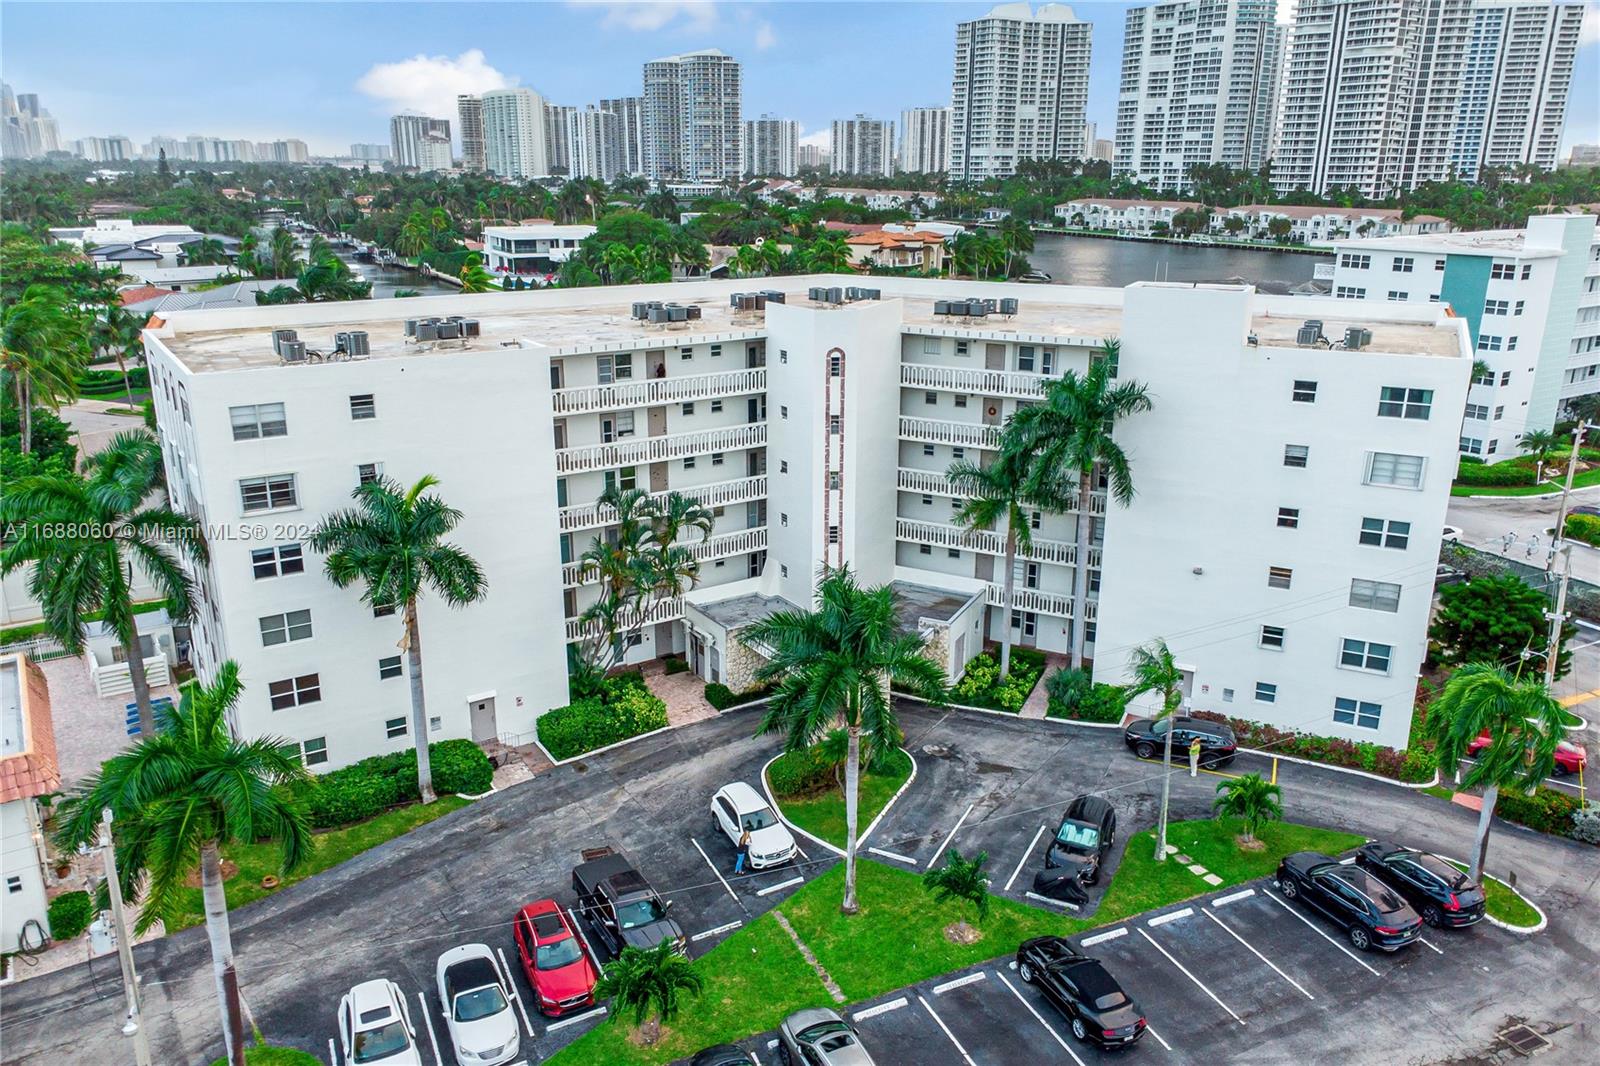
[1189,736,1202,777]
[734,829,751,875]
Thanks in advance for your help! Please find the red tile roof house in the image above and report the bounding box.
[1,655,61,949]
[844,229,950,272]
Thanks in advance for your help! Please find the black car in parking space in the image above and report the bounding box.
[1354,841,1486,928]
[1123,715,1237,766]
[1277,852,1423,951]
[1016,936,1147,1049]
[1045,795,1117,885]
[689,1045,759,1066]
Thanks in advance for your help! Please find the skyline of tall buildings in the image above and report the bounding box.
[643,49,743,183]
[830,113,895,177]
[388,113,451,171]
[456,94,485,171]
[743,114,799,177]
[898,106,950,174]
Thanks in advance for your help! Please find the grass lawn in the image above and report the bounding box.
[772,749,913,849]
[1451,467,1600,496]
[1558,708,1584,728]
[208,1047,322,1065]
[1445,860,1542,928]
[168,796,470,931]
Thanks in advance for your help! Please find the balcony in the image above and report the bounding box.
[985,583,1091,620]
[552,368,766,415]
[901,362,1047,400]
[898,416,1000,450]
[563,526,768,586]
[896,518,1093,567]
[556,423,767,474]
[564,596,684,642]
[896,468,1106,514]
[560,475,767,533]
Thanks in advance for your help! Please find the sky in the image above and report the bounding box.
[3,1,1598,158]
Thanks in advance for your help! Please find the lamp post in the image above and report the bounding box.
[100,808,152,1066]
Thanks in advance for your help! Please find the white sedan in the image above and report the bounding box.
[712,781,798,868]
[435,944,521,1066]
[337,979,421,1065]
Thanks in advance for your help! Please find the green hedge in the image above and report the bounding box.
[1189,710,1435,783]
[1453,457,1537,487]
[77,367,150,394]
[1495,786,1581,838]
[298,739,491,829]
[48,891,95,941]
[664,656,691,675]
[768,746,837,797]
[1565,513,1600,547]
[951,648,1045,712]
[537,675,668,760]
[1044,667,1128,723]
[706,682,773,711]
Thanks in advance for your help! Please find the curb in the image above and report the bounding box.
[1438,853,1547,935]
[530,721,679,769]
[1233,746,1442,791]
[857,749,919,851]
[760,746,918,860]
[897,694,1126,730]
[1561,713,1588,733]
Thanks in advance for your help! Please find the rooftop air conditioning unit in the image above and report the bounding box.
[967,300,988,318]
[648,307,669,324]
[1343,326,1372,350]
[861,288,880,300]
[826,287,843,304]
[808,286,825,301]
[272,328,299,355]
[764,290,785,304]
[728,294,743,309]
[934,300,953,316]
[348,330,371,355]
[1296,324,1323,346]
[669,306,688,322]
[686,305,703,320]
[999,298,1018,316]
[751,294,766,310]
[279,340,307,363]
[414,321,439,342]
[437,320,461,340]
[403,320,419,338]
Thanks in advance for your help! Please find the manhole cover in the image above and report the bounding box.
[1499,1024,1551,1056]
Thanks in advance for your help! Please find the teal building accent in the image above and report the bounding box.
[1439,255,1492,346]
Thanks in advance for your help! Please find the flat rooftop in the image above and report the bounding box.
[892,582,977,631]
[1338,228,1563,257]
[696,592,800,630]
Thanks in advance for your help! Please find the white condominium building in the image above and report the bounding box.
[950,3,1093,181]
[642,50,742,183]
[830,115,896,178]
[1328,213,1600,457]
[141,277,1468,772]
[742,115,799,178]
[899,107,951,175]
[545,103,575,175]
[599,97,646,176]
[567,105,624,183]
[389,114,452,172]
[457,95,485,172]
[481,88,549,180]
[1114,0,1286,189]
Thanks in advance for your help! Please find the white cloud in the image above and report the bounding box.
[571,1,720,33]
[799,128,830,148]
[355,49,515,119]
[755,20,776,50]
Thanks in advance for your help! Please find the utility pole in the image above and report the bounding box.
[1542,545,1571,690]
[1549,423,1587,569]
[100,808,153,1066]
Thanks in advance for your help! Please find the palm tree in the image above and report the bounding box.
[923,849,991,924]
[2,283,90,452]
[803,232,853,273]
[1429,663,1567,881]
[310,476,487,804]
[593,941,704,1044]
[947,449,1046,680]
[1125,639,1184,862]
[181,236,231,266]
[92,302,145,412]
[459,252,495,293]
[745,568,948,913]
[997,217,1035,277]
[394,214,430,260]
[1517,429,1559,476]
[1212,773,1283,844]
[1,431,206,736]
[1010,346,1153,669]
[52,661,312,1066]
[267,227,301,278]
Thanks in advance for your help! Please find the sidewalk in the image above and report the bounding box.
[640,658,718,727]
[1019,651,1069,720]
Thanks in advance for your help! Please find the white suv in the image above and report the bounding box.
[337,979,421,1065]
[711,781,797,868]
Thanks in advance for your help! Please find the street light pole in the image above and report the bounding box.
[1549,424,1587,569]
[1542,546,1571,691]
[100,808,153,1066]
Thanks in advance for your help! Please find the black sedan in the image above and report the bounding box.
[1276,852,1422,951]
[1045,795,1117,885]
[689,1045,758,1066]
[1123,715,1236,766]
[1016,936,1146,1048]
[1354,842,1486,929]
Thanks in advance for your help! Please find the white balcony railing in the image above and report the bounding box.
[556,423,767,474]
[895,468,1107,514]
[90,653,171,699]
[559,475,767,533]
[896,518,1083,566]
[900,362,1048,400]
[563,526,768,586]
[552,368,766,415]
[984,584,1097,621]
[898,416,1000,450]
[564,596,685,642]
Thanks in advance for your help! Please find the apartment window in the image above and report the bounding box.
[954,394,968,408]
[710,344,722,358]
[829,353,842,376]
[1338,253,1370,269]
[956,341,969,357]
[781,565,789,577]
[1387,291,1408,302]
[1017,346,1036,372]
[683,455,696,469]
[385,717,408,739]
[1391,256,1413,273]
[268,673,321,710]
[828,525,840,544]
[429,717,442,733]
[5,876,20,894]
[1434,258,1445,271]
[1478,334,1502,353]
[711,453,724,466]
[1291,380,1317,403]
[682,402,695,416]
[1255,682,1278,703]
[780,349,788,363]
[925,391,938,406]
[597,353,634,383]
[1276,507,1300,529]
[1493,406,1504,421]
[1260,625,1286,649]
[919,544,932,555]
[1499,371,1510,386]
[1377,386,1432,420]
[349,394,376,420]
[1283,444,1309,468]
[1490,262,1515,280]
[922,444,936,457]
[704,400,720,415]
[1459,437,1483,456]
[240,474,297,513]
[260,609,313,646]
[1463,403,1489,421]
[1484,299,1508,316]
[1222,688,1234,703]
[1487,439,1499,455]
[828,416,840,435]
[1349,578,1402,613]
[357,462,382,485]
[373,603,396,618]
[1340,639,1392,673]
[1520,264,1531,280]
[1335,286,1366,299]
[230,402,287,440]
[1514,300,1524,316]
[251,543,304,579]
[1365,452,1424,488]
[678,347,693,362]
[290,736,328,767]
[779,460,788,474]
[947,548,960,559]
[922,336,941,355]
[1359,517,1410,549]
[952,447,965,460]
[922,494,933,506]
[1333,697,1381,730]
[379,655,402,680]
[780,513,788,526]
[1267,566,1293,589]
[1506,335,1518,351]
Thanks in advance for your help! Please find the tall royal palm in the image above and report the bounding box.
[53,662,312,1066]
[310,475,487,803]
[1429,663,1566,881]
[1011,346,1152,669]
[1125,639,1184,861]
[1,431,206,735]
[2,283,90,453]
[745,569,948,913]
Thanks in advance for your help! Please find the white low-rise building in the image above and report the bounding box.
[1,655,59,951]
[141,276,1469,770]
[481,223,596,279]
[1227,206,1454,244]
[1055,198,1202,235]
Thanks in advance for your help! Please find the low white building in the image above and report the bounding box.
[1226,206,1454,244]
[481,223,596,279]
[1055,198,1202,235]
[1,655,59,950]
[141,275,1468,771]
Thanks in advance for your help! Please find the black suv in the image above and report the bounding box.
[1277,852,1422,951]
[1123,715,1236,766]
[1016,937,1146,1048]
[1044,795,1117,885]
[1354,842,1486,929]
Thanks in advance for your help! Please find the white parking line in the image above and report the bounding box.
[1417,935,1445,956]
[1005,824,1048,892]
[1137,928,1245,1025]
[926,803,976,868]
[1024,891,1080,910]
[1147,906,1193,927]
[1080,928,1127,947]
[995,970,1087,1066]
[691,837,741,903]
[327,1038,339,1066]
[496,946,536,1038]
[415,992,443,1066]
[1214,888,1255,907]
[933,971,987,995]
[917,995,977,1065]
[1145,1023,1174,1052]
[867,846,918,865]
[1200,907,1314,1001]
[691,919,744,942]
[794,841,810,861]
[1264,891,1380,976]
[854,996,909,1021]
[756,875,804,897]
[545,1005,607,1032]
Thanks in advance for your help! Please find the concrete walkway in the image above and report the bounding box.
[640,658,719,727]
[1019,650,1069,720]
[40,655,177,788]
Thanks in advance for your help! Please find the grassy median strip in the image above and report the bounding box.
[774,749,913,850]
[168,796,471,931]
[1445,860,1542,928]
[208,1047,322,1065]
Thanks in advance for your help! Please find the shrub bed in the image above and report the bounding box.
[1453,456,1538,487]
[537,674,668,760]
[76,367,150,394]
[705,682,773,711]
[47,890,94,941]
[1044,667,1129,723]
[663,656,690,675]
[1190,710,1435,783]
[297,739,492,829]
[767,745,838,797]
[1565,513,1600,547]
[951,647,1045,712]
[1495,786,1582,839]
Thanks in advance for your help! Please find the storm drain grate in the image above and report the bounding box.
[1499,1025,1552,1056]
